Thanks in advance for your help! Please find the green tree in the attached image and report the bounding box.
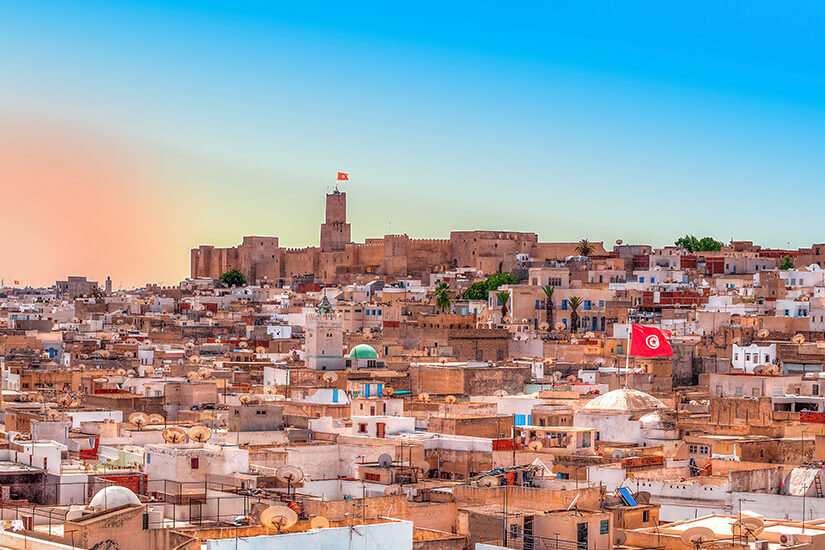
[496,291,510,320]
[434,283,452,312]
[542,284,555,329]
[780,255,794,270]
[575,239,594,256]
[567,296,583,334]
[461,281,490,301]
[220,269,247,287]
[485,272,519,290]
[461,272,518,300]
[675,235,723,252]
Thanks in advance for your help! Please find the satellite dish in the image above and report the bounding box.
[612,450,625,459]
[275,465,304,484]
[144,366,154,375]
[382,387,395,397]
[162,426,188,444]
[757,329,769,338]
[566,375,577,383]
[445,395,457,404]
[264,386,277,395]
[494,389,509,397]
[310,516,330,530]
[322,372,338,384]
[539,322,550,331]
[190,356,201,364]
[553,371,563,382]
[616,239,623,245]
[615,531,627,545]
[57,394,72,407]
[732,520,764,539]
[116,368,127,376]
[765,364,780,375]
[239,394,254,405]
[555,322,566,331]
[793,334,806,345]
[752,365,765,375]
[255,346,266,354]
[384,484,404,496]
[528,440,543,451]
[594,358,605,367]
[188,425,212,443]
[740,515,764,534]
[530,392,540,399]
[377,454,393,468]
[680,526,715,548]
[635,491,651,505]
[128,412,149,430]
[148,413,165,425]
[197,368,211,379]
[417,460,431,472]
[479,476,499,487]
[260,506,298,532]
[186,371,202,382]
[418,392,430,402]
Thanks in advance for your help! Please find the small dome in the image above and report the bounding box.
[349,344,378,359]
[580,388,666,414]
[89,486,140,510]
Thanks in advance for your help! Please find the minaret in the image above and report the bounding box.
[105,276,113,295]
[320,190,351,252]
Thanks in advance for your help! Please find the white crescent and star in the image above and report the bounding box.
[645,334,660,349]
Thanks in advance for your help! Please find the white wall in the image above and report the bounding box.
[205,519,413,550]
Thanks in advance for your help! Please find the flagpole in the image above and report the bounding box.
[625,325,631,388]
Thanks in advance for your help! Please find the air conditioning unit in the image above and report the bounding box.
[779,534,799,546]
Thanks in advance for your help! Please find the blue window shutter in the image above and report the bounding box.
[515,414,526,426]
[332,390,339,403]
[365,385,370,398]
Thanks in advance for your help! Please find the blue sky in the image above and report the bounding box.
[3,2,825,284]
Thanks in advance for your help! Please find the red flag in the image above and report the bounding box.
[14,280,20,285]
[629,324,673,357]
[337,172,349,181]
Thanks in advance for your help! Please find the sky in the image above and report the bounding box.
[2,2,825,288]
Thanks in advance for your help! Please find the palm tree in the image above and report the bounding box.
[496,291,510,321]
[434,283,452,313]
[542,285,555,329]
[567,296,583,333]
[575,239,594,257]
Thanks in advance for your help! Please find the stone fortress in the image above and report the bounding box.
[190,190,605,284]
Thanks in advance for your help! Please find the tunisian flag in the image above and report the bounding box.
[629,324,673,357]
[337,172,349,181]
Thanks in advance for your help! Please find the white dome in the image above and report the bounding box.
[89,486,140,510]
[581,388,667,414]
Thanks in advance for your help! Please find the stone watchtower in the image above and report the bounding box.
[320,190,351,252]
